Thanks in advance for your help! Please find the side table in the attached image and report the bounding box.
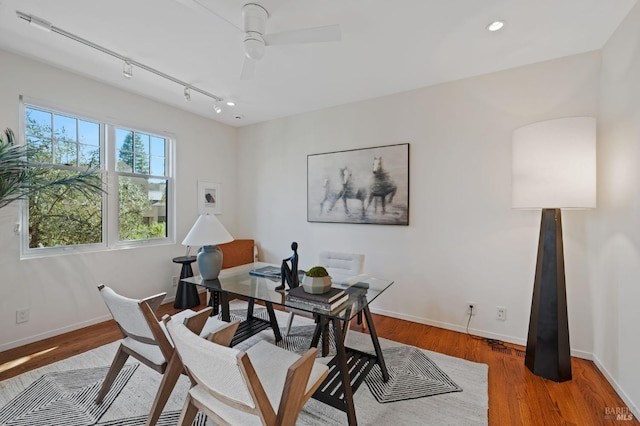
[172,256,200,309]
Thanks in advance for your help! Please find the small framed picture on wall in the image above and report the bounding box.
[198,181,222,214]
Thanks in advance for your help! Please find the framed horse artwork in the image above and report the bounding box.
[307,143,409,225]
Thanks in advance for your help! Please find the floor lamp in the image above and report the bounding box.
[512,116,596,382]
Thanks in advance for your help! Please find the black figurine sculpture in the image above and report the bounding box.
[276,241,299,290]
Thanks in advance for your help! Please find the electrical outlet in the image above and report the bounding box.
[466,302,476,316]
[172,276,179,287]
[16,308,29,324]
[497,306,507,321]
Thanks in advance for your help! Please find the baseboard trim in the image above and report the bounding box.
[592,354,640,420]
[0,293,183,353]
[368,307,593,360]
[0,314,113,352]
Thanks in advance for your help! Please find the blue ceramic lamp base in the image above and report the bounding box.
[197,245,224,280]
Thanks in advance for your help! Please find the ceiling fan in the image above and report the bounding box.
[239,3,341,79]
[175,0,341,80]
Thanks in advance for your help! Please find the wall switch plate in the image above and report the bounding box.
[497,306,507,321]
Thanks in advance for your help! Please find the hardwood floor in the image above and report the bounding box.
[0,295,637,425]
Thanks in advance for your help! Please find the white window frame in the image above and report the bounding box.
[19,97,176,259]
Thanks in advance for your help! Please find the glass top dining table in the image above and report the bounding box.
[183,261,393,321]
[182,261,394,425]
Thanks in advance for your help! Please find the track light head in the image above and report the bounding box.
[213,103,222,114]
[122,61,133,78]
[184,87,191,101]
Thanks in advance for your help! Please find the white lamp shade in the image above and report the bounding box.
[181,214,234,247]
[512,116,596,209]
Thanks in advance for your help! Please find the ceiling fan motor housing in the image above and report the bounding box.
[242,3,268,60]
[244,32,265,60]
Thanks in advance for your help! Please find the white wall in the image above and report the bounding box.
[589,1,640,416]
[237,51,601,357]
[0,49,238,350]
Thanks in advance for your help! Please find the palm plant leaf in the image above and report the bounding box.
[0,128,105,209]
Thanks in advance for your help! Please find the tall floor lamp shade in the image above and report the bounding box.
[182,214,234,280]
[512,116,596,382]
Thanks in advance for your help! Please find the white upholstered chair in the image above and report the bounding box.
[96,285,238,426]
[285,251,365,336]
[165,315,329,426]
[318,251,365,279]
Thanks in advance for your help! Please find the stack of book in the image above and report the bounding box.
[286,286,350,313]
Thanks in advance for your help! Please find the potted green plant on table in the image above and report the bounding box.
[302,266,332,294]
[0,127,104,209]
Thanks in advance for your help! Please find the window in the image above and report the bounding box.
[22,102,173,256]
[115,128,168,242]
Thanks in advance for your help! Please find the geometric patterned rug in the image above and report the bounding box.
[227,307,463,403]
[365,346,462,403]
[0,306,488,425]
[0,362,209,426]
[0,364,138,426]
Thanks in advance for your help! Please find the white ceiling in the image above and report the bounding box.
[0,0,636,127]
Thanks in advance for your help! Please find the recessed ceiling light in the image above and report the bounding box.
[487,20,505,32]
[226,100,236,106]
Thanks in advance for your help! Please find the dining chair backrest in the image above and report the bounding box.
[166,317,256,409]
[166,316,328,426]
[100,285,159,344]
[318,251,365,278]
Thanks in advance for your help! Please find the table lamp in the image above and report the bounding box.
[182,214,234,280]
[512,116,596,382]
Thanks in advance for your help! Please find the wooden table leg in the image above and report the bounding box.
[206,290,215,316]
[220,292,230,322]
[211,290,220,315]
[310,317,323,349]
[331,317,358,425]
[309,316,331,357]
[247,298,255,319]
[265,302,282,342]
[322,320,330,356]
[362,305,389,382]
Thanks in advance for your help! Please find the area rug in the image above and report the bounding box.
[0,302,488,425]
[0,365,137,425]
[365,346,462,403]
[227,308,463,403]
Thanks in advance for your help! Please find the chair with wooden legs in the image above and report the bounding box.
[165,315,329,426]
[95,285,239,426]
[285,251,366,336]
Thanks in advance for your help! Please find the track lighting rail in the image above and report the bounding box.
[16,11,224,104]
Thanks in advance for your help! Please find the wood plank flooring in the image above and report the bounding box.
[0,295,637,425]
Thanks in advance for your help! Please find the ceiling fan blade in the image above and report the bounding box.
[264,24,341,46]
[240,56,257,80]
